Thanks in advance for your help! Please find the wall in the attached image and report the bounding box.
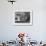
[0,0,46,41]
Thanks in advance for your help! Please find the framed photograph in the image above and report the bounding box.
[13,10,33,26]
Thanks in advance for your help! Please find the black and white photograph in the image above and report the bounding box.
[14,11,32,26]
[15,12,30,23]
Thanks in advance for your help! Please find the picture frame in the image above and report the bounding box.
[13,10,33,26]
